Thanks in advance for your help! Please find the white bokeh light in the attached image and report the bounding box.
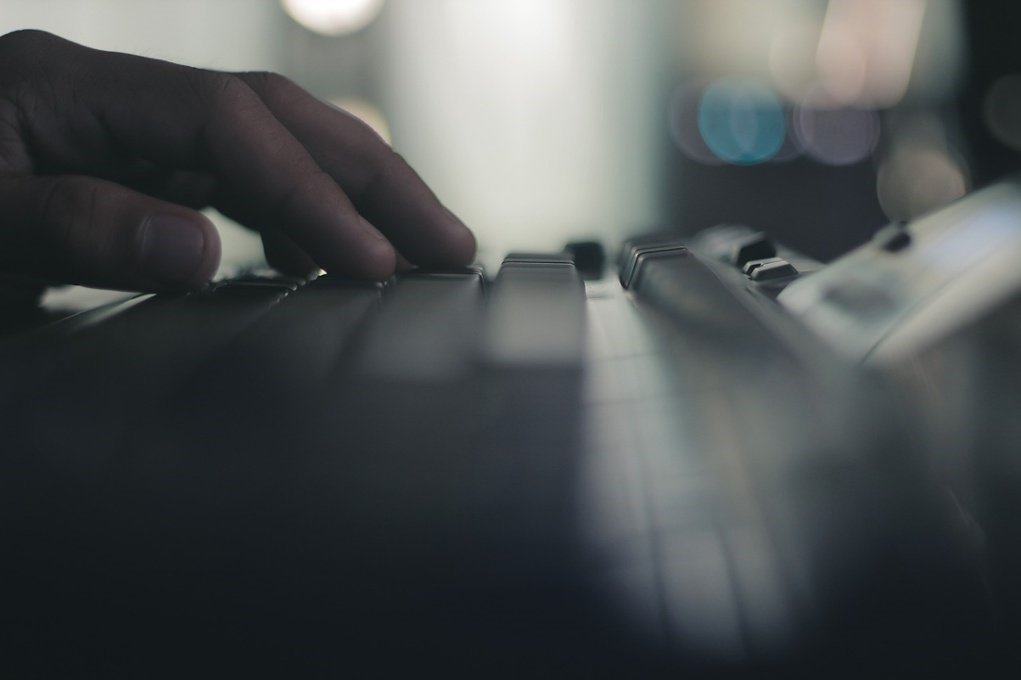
[281,0,385,36]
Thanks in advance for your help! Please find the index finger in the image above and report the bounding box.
[237,72,477,267]
[9,31,395,279]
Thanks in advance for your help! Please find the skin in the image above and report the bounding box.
[0,30,476,292]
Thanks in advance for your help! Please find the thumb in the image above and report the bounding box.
[0,174,220,291]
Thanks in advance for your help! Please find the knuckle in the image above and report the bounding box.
[240,70,294,98]
[194,72,257,110]
[0,29,57,56]
[0,31,77,121]
[271,169,330,220]
[209,73,245,102]
[353,146,402,199]
[0,30,60,88]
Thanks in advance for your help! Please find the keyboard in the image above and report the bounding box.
[0,225,999,675]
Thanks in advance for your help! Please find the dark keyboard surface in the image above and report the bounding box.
[0,246,992,675]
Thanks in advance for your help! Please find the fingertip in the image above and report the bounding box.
[394,252,414,273]
[358,233,397,281]
[138,211,220,290]
[443,214,477,266]
[347,215,396,281]
[316,217,396,282]
[195,213,222,285]
[418,207,475,267]
[261,230,318,277]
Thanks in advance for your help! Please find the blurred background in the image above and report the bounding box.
[1,0,1019,270]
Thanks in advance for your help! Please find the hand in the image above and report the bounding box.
[0,30,476,291]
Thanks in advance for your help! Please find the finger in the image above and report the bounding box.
[61,160,219,210]
[4,30,394,279]
[0,174,220,291]
[237,72,477,267]
[260,229,318,277]
[138,170,220,210]
[394,252,414,273]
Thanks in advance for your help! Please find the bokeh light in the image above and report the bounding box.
[792,105,879,166]
[771,111,804,162]
[669,83,723,165]
[281,0,385,36]
[815,0,926,107]
[767,0,928,108]
[769,20,824,105]
[877,147,968,222]
[697,78,785,165]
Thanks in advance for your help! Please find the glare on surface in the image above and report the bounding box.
[281,0,385,36]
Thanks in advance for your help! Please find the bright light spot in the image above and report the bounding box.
[815,0,926,107]
[767,0,927,107]
[983,74,1021,151]
[878,147,968,221]
[815,25,867,105]
[769,21,825,104]
[330,97,391,144]
[793,106,878,165]
[698,78,785,165]
[281,0,385,36]
[669,83,723,165]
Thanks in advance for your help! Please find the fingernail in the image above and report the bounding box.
[139,215,206,286]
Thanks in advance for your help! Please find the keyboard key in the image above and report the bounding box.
[742,257,784,276]
[749,259,798,281]
[484,262,586,367]
[726,231,776,267]
[352,269,484,382]
[504,252,574,265]
[630,248,785,354]
[202,279,382,394]
[619,235,688,289]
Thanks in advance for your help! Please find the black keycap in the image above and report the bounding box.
[749,259,798,281]
[204,279,382,394]
[619,235,687,289]
[565,240,606,279]
[728,231,777,267]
